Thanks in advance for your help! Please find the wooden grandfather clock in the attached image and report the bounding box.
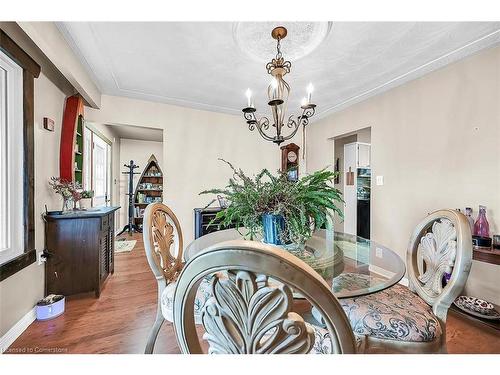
[281,143,300,181]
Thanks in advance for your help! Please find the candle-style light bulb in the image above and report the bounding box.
[301,97,308,107]
[307,83,314,103]
[245,88,252,107]
[270,77,279,99]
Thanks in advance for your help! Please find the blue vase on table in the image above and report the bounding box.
[262,213,285,245]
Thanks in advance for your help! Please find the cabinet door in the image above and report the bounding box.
[357,143,371,168]
[99,233,109,282]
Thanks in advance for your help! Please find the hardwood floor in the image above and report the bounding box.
[6,233,500,354]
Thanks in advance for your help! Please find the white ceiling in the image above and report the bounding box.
[106,123,163,142]
[57,22,500,120]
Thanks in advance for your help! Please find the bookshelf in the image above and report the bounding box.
[60,95,85,185]
[133,154,163,230]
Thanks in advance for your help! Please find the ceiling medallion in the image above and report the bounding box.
[234,22,331,62]
[242,26,316,146]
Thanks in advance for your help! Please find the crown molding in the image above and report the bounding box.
[313,28,500,122]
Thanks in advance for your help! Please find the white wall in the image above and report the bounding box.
[307,45,500,304]
[0,73,66,337]
[86,95,296,243]
[118,139,164,230]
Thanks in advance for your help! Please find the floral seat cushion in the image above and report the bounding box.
[161,277,212,323]
[339,281,442,343]
[309,323,363,354]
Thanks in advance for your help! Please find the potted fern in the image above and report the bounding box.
[200,159,343,247]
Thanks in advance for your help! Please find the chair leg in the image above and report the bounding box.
[144,314,165,354]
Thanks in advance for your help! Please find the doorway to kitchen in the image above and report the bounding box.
[333,127,371,239]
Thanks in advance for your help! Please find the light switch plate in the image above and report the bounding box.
[376,175,384,186]
[376,247,383,258]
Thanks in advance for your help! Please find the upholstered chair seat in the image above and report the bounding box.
[340,284,442,343]
[308,323,364,354]
[160,277,212,323]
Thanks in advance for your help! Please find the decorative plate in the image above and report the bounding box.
[454,296,500,320]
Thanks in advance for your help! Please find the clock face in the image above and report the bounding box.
[287,151,298,163]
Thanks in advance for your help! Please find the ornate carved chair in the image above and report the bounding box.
[172,240,357,354]
[143,203,212,354]
[339,209,472,353]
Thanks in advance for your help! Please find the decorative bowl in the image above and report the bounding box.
[454,296,500,320]
[458,296,494,315]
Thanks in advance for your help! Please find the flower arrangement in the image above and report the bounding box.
[49,177,84,211]
[49,177,77,199]
[200,159,343,245]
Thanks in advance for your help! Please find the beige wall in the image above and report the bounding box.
[307,45,500,304]
[85,95,295,244]
[0,73,66,337]
[118,139,164,229]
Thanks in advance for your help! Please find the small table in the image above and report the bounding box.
[185,228,406,299]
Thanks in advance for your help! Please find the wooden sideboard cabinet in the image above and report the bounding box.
[44,207,120,298]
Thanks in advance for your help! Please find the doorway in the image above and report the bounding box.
[83,125,112,207]
[333,127,371,239]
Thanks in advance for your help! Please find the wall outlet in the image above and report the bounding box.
[376,247,383,258]
[37,251,46,265]
[376,175,384,186]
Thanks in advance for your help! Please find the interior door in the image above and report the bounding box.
[92,135,109,207]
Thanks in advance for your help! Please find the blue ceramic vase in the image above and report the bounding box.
[262,213,285,245]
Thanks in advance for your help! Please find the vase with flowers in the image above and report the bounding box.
[49,177,82,212]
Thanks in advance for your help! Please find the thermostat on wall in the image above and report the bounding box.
[43,117,55,131]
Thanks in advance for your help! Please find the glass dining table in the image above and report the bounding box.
[184,228,406,299]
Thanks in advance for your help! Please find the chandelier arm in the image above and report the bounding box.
[254,117,276,142]
[244,112,256,131]
[279,105,316,140]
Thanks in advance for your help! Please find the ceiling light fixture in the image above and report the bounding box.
[242,26,316,146]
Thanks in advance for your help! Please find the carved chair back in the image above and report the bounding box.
[143,203,184,284]
[173,240,356,354]
[407,209,472,323]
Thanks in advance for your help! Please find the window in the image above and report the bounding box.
[0,50,24,265]
[83,125,112,207]
[0,29,39,281]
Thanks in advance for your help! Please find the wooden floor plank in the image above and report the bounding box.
[6,233,500,354]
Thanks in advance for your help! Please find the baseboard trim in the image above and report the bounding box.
[0,307,36,353]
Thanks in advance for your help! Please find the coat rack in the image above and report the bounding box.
[117,160,141,236]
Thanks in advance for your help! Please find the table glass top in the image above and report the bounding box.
[185,228,406,299]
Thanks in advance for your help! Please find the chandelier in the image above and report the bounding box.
[242,26,316,146]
